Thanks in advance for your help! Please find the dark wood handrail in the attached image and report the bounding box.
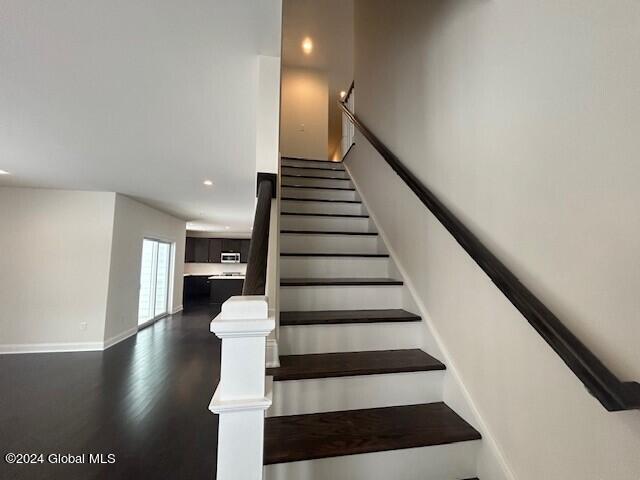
[343,81,354,104]
[339,101,640,412]
[242,173,277,296]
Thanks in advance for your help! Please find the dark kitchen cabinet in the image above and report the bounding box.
[210,279,244,304]
[193,238,210,263]
[221,238,241,253]
[240,239,251,263]
[183,275,211,306]
[184,236,251,263]
[208,239,222,263]
[185,237,196,263]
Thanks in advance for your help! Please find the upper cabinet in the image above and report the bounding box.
[221,238,240,253]
[208,239,222,263]
[184,237,250,264]
[240,239,250,263]
[192,238,210,263]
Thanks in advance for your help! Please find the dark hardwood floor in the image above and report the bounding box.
[0,305,221,480]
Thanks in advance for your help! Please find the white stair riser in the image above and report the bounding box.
[281,187,358,201]
[283,177,352,189]
[282,159,344,169]
[282,166,349,179]
[280,285,404,311]
[269,371,444,416]
[280,257,390,278]
[264,441,479,480]
[279,321,422,354]
[281,215,372,232]
[281,200,364,216]
[281,234,380,254]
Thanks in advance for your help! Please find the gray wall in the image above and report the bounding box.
[349,1,640,479]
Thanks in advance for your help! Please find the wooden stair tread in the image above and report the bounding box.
[280,309,421,326]
[282,164,346,172]
[267,349,445,381]
[281,277,403,286]
[282,157,343,165]
[281,230,378,236]
[282,197,361,204]
[283,174,349,181]
[263,402,481,464]
[281,185,356,191]
[281,212,368,218]
[281,252,389,258]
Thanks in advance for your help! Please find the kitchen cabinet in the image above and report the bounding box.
[184,237,251,263]
[193,238,210,263]
[221,238,241,253]
[183,275,211,306]
[210,278,244,304]
[240,239,251,263]
[185,237,196,263]
[208,239,222,263]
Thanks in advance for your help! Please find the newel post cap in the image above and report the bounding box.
[210,296,274,338]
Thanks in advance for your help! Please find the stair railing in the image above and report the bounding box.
[340,81,356,159]
[338,95,640,412]
[209,172,278,480]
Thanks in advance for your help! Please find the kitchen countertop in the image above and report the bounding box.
[208,275,245,280]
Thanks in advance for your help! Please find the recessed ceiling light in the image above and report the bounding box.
[302,37,313,55]
[203,179,213,186]
[0,169,10,175]
[224,226,230,230]
[340,90,347,99]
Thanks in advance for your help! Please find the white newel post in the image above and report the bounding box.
[209,295,275,480]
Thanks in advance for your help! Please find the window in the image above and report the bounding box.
[138,238,173,327]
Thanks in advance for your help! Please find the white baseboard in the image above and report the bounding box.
[0,342,104,354]
[103,326,138,350]
[171,305,184,314]
[1,326,138,355]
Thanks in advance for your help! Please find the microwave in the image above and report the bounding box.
[221,252,240,263]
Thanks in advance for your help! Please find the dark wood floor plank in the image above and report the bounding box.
[280,309,421,326]
[280,277,403,286]
[263,402,481,464]
[267,349,444,381]
[0,305,222,480]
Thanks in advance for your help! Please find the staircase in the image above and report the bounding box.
[264,157,482,480]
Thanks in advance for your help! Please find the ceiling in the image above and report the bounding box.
[0,0,281,233]
[282,0,354,157]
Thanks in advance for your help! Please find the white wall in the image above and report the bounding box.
[350,1,640,479]
[0,0,282,232]
[257,55,282,175]
[0,188,115,351]
[104,194,186,342]
[0,188,187,352]
[280,66,329,160]
[281,0,354,159]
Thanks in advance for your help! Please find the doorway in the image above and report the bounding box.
[138,238,173,327]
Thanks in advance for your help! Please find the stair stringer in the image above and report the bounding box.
[345,159,517,480]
